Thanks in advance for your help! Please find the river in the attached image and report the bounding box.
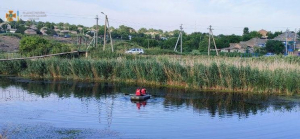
[0,76,299,139]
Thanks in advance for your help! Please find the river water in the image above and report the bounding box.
[0,76,300,139]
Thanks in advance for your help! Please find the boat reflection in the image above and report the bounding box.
[131,100,147,110]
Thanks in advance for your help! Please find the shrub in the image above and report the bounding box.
[19,36,72,56]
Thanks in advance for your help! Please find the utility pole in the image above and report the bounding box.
[95,15,99,47]
[207,25,219,56]
[180,24,183,53]
[285,29,288,55]
[294,29,297,51]
[174,24,183,53]
[107,16,114,52]
[102,12,114,52]
[103,15,107,50]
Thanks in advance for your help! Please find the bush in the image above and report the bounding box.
[19,36,71,56]
[265,40,285,54]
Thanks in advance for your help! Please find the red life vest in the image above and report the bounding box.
[141,88,147,95]
[136,89,142,96]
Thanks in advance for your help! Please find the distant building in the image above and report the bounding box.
[24,29,37,35]
[29,25,37,30]
[221,43,253,53]
[258,29,268,39]
[70,31,77,34]
[9,29,17,33]
[273,31,298,52]
[40,27,48,35]
[221,38,267,53]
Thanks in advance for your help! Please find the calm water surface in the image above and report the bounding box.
[0,77,300,139]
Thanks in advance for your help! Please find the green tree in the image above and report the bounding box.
[46,28,57,36]
[25,20,33,27]
[1,23,8,30]
[44,22,54,29]
[265,40,285,54]
[267,31,282,39]
[199,35,209,52]
[19,36,51,56]
[20,36,70,56]
[57,22,64,28]
[215,34,242,49]
[138,28,147,34]
[64,23,70,30]
[243,27,249,35]
[242,31,261,41]
[69,24,77,31]
[0,18,3,23]
[15,26,26,34]
[36,21,44,30]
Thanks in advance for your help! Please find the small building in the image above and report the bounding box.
[24,29,37,35]
[9,29,17,33]
[70,31,77,34]
[273,31,298,52]
[30,25,37,30]
[40,27,48,35]
[221,43,254,53]
[221,38,267,53]
[258,29,268,39]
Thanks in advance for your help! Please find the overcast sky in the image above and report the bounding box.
[1,0,300,35]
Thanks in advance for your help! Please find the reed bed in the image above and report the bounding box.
[154,55,300,72]
[1,56,300,94]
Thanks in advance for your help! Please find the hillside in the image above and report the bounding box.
[0,36,20,52]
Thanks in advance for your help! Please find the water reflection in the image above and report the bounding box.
[0,77,298,118]
[131,100,147,110]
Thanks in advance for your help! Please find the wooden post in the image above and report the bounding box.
[103,15,107,51]
[211,33,219,56]
[95,15,99,47]
[106,17,114,52]
[208,32,211,56]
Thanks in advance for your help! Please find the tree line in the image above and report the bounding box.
[0,18,294,54]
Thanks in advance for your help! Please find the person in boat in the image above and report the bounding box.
[136,88,147,96]
[141,88,147,96]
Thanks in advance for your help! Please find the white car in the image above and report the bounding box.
[125,48,144,54]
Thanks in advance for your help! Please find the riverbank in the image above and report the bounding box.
[1,56,300,94]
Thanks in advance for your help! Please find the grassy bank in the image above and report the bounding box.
[1,56,300,94]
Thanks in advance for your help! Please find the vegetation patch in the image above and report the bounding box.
[19,36,72,56]
[1,56,300,94]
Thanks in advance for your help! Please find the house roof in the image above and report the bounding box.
[259,29,268,35]
[258,29,268,38]
[273,32,297,42]
[224,38,267,50]
[231,38,267,48]
[30,25,37,30]
[24,29,37,35]
[60,30,70,33]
